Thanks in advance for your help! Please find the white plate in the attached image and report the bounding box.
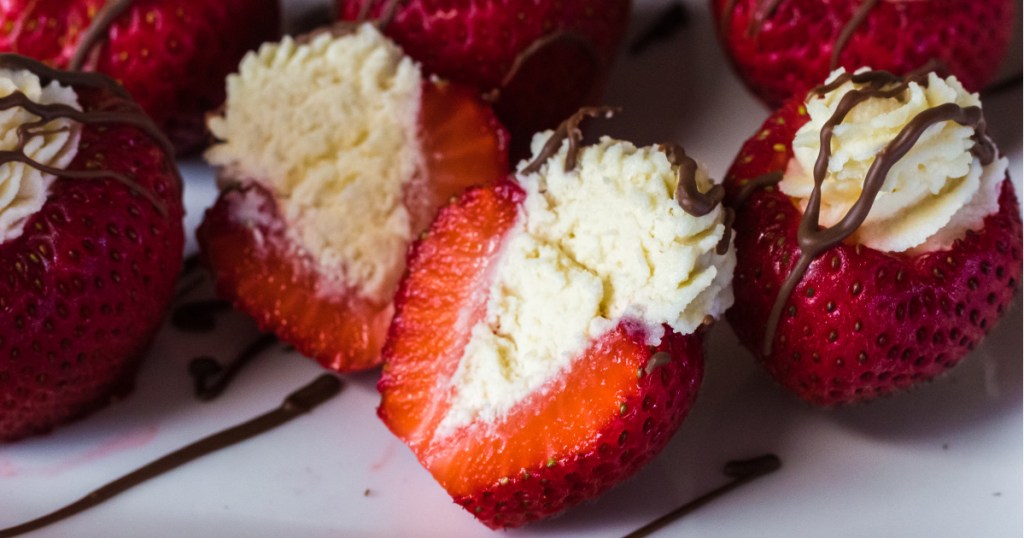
[1,1,1021,536]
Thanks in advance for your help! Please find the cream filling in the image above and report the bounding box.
[436,135,735,435]
[0,69,81,243]
[783,68,1006,253]
[205,24,424,303]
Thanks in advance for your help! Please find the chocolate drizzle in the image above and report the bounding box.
[484,30,602,106]
[624,454,782,538]
[189,333,279,401]
[661,143,725,218]
[829,0,881,70]
[761,70,997,355]
[0,54,179,215]
[68,0,138,71]
[731,171,783,209]
[520,106,619,175]
[0,374,343,538]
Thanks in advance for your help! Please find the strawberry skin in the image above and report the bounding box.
[0,81,184,441]
[0,0,280,153]
[338,0,630,149]
[197,80,509,372]
[712,0,1015,107]
[379,181,703,528]
[724,97,1023,406]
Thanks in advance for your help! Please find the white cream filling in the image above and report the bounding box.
[783,68,1006,253]
[0,69,81,243]
[205,24,424,303]
[436,135,735,435]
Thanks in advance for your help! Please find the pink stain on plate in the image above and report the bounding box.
[370,439,399,471]
[1,425,160,478]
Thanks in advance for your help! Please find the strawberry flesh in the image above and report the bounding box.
[725,96,1023,406]
[197,80,508,372]
[380,181,704,528]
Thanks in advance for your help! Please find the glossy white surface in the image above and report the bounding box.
[1,1,1021,536]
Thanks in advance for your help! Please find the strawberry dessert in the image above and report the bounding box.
[0,54,184,441]
[378,108,736,528]
[725,67,1021,406]
[712,0,1015,107]
[337,0,631,150]
[0,0,280,153]
[198,23,508,372]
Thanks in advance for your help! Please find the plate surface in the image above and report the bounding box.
[1,1,1022,536]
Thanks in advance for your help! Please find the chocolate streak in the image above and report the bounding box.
[761,70,997,355]
[68,0,138,71]
[520,106,619,175]
[829,0,881,70]
[189,333,279,401]
[0,375,342,538]
[623,454,782,538]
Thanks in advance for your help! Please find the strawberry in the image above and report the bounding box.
[337,0,631,152]
[378,110,735,527]
[0,55,184,441]
[711,0,1015,107]
[0,0,280,153]
[724,80,1022,406]
[198,27,509,372]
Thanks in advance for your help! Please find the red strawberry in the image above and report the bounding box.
[337,0,631,152]
[0,0,280,153]
[0,55,184,441]
[379,181,705,528]
[724,88,1022,406]
[198,40,509,373]
[711,0,1015,107]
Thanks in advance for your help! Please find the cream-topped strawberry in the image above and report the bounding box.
[379,109,734,528]
[0,55,184,441]
[725,68,1021,406]
[198,24,508,372]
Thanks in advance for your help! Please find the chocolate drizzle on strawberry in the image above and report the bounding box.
[68,0,138,71]
[761,69,998,355]
[484,31,603,106]
[731,171,783,209]
[520,106,619,175]
[0,54,178,215]
[829,0,881,70]
[624,453,782,538]
[0,375,343,538]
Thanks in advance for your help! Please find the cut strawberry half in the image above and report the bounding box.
[379,116,735,528]
[724,71,1022,406]
[199,26,508,372]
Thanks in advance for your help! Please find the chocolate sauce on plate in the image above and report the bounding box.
[0,375,343,538]
[629,2,689,55]
[623,454,782,538]
[189,333,279,401]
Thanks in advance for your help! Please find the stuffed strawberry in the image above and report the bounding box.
[712,0,1015,107]
[0,54,184,441]
[337,0,631,152]
[0,0,280,153]
[378,108,735,528]
[198,24,509,373]
[725,67,1022,406]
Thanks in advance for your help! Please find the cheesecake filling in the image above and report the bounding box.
[0,68,81,243]
[782,68,1007,253]
[205,23,424,303]
[437,135,735,435]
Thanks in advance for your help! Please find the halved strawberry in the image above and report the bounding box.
[724,77,1022,406]
[0,55,183,441]
[379,116,734,527]
[0,0,280,153]
[198,27,508,372]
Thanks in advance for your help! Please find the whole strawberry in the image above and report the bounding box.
[199,25,508,372]
[0,0,280,153]
[725,68,1022,406]
[337,0,630,152]
[712,0,1015,107]
[0,54,184,441]
[379,110,734,527]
